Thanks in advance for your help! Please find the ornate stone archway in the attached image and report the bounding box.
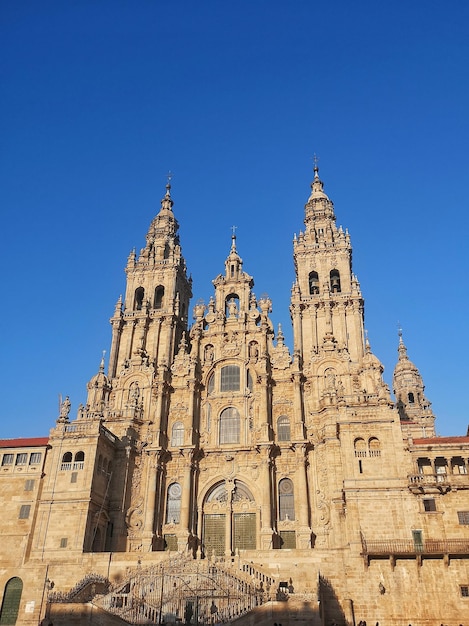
[202,480,257,557]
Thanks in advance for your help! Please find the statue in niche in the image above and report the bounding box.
[325,369,336,391]
[129,381,140,405]
[249,342,259,359]
[204,344,214,363]
[228,298,238,317]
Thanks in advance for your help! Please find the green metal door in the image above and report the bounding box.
[233,513,256,551]
[203,514,225,556]
[0,577,23,625]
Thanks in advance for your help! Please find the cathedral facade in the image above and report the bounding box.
[1,167,468,626]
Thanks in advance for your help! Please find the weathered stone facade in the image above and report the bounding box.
[1,168,468,625]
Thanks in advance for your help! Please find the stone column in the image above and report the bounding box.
[259,446,273,549]
[178,451,193,549]
[142,452,157,550]
[296,445,312,548]
[225,480,235,557]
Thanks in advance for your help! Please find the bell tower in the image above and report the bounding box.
[290,164,365,364]
[107,180,192,381]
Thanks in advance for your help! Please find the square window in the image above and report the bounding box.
[2,454,14,466]
[457,511,469,525]
[423,499,436,512]
[19,504,31,519]
[29,452,42,465]
[24,479,35,492]
[461,585,469,598]
[15,453,27,466]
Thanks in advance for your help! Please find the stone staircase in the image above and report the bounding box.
[93,552,273,624]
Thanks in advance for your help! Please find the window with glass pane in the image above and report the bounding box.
[207,373,215,395]
[166,483,182,524]
[29,452,42,465]
[279,478,295,520]
[19,505,31,519]
[220,366,240,392]
[219,407,240,444]
[171,422,184,447]
[2,454,14,466]
[277,416,291,441]
[15,453,27,466]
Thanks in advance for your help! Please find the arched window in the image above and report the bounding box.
[219,407,240,444]
[277,416,291,442]
[354,438,366,457]
[278,478,295,521]
[134,286,145,310]
[166,483,182,524]
[0,577,23,625]
[74,451,85,470]
[154,286,164,309]
[330,269,341,293]
[408,392,415,404]
[207,373,215,395]
[61,451,72,470]
[171,422,184,447]
[221,365,240,392]
[309,271,319,295]
[368,437,381,457]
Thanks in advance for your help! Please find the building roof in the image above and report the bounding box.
[0,437,49,449]
[413,436,469,446]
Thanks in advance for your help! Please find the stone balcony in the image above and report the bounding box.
[361,536,469,568]
[407,472,469,494]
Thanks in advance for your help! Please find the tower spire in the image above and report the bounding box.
[393,328,435,437]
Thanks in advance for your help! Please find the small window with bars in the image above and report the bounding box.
[423,498,436,512]
[2,453,14,466]
[60,538,68,548]
[24,479,35,492]
[19,504,31,519]
[457,511,469,525]
[461,585,469,598]
[16,453,28,466]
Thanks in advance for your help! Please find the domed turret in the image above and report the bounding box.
[393,330,435,437]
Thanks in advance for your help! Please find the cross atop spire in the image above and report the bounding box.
[231,225,238,251]
[165,171,173,197]
[313,153,320,177]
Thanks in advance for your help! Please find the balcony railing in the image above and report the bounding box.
[363,538,469,555]
[361,536,469,567]
[408,473,469,494]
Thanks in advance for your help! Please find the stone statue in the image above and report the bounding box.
[60,396,71,419]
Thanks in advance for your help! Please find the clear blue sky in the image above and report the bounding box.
[1,1,468,439]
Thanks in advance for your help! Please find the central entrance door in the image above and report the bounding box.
[202,480,257,556]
